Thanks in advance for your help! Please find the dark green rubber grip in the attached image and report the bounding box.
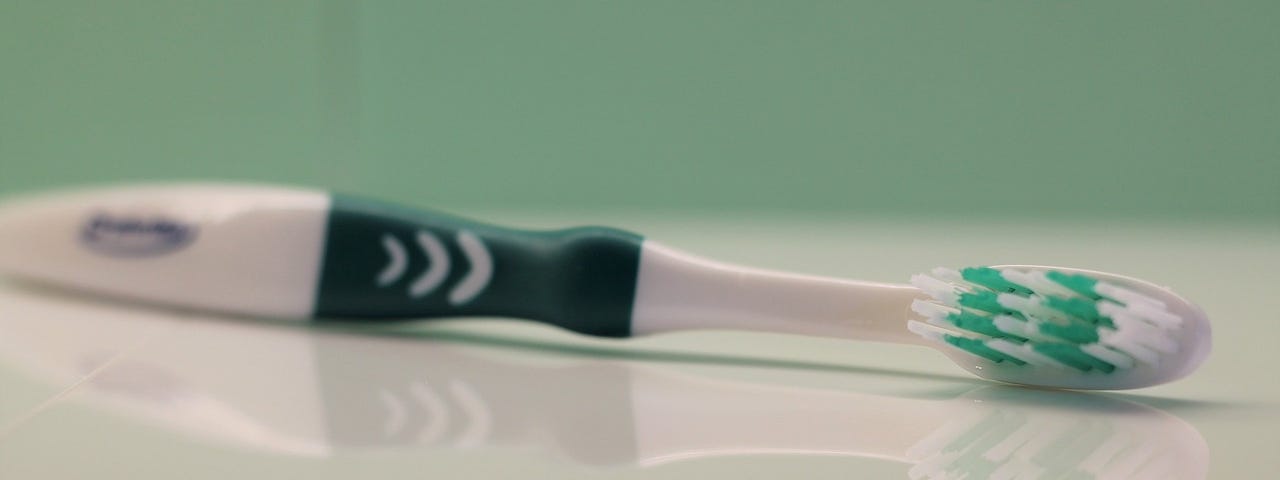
[313,195,643,337]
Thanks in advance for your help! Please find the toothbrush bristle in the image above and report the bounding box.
[909,267,1181,374]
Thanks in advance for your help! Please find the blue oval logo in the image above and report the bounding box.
[81,213,197,257]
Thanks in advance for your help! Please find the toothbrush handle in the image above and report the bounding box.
[314,195,643,337]
[0,183,917,343]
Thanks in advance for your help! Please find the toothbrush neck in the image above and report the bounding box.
[629,242,926,344]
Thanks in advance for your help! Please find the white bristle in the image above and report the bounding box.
[1108,313,1179,354]
[1101,333,1160,365]
[925,317,953,331]
[996,294,1071,323]
[999,316,1076,344]
[994,293,1034,311]
[907,320,949,343]
[1101,327,1177,360]
[929,267,964,284]
[1103,309,1167,336]
[986,340,1063,368]
[1097,300,1181,331]
[992,316,1039,340]
[1002,269,1077,298]
[1118,302,1182,329]
[1080,344,1136,370]
[911,299,956,320]
[1097,302,1160,330]
[911,274,959,305]
[1095,281,1167,309]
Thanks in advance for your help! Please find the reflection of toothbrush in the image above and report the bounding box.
[0,183,1211,389]
[0,282,1209,479]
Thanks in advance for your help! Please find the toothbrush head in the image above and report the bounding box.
[907,266,1211,390]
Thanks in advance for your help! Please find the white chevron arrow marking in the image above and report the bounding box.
[376,234,408,286]
[409,231,450,297]
[449,231,492,305]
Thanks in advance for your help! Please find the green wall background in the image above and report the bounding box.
[2,1,1277,219]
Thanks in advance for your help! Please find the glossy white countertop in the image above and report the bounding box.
[0,214,1275,479]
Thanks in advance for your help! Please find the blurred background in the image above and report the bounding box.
[1,1,1276,221]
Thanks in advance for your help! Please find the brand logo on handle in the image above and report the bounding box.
[80,213,197,257]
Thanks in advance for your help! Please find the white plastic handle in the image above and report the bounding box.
[0,184,330,318]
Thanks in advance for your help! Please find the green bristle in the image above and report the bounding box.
[957,290,1012,315]
[1033,343,1116,373]
[943,335,1027,365]
[960,267,1033,294]
[1045,271,1102,300]
[947,311,1026,342]
[1037,322,1100,344]
[1043,296,1114,328]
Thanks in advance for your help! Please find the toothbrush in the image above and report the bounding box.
[0,183,1211,390]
